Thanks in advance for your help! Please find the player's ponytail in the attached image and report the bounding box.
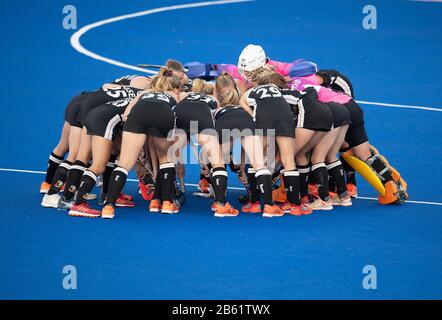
[150,67,181,92]
[215,73,240,107]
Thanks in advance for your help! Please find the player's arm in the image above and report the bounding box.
[121,90,147,121]
[316,69,354,98]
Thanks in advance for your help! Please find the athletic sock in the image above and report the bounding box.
[152,172,162,201]
[312,163,330,201]
[211,167,228,205]
[340,155,356,185]
[283,170,301,206]
[255,168,273,206]
[63,160,87,201]
[159,163,176,202]
[327,160,348,198]
[297,164,310,198]
[105,167,128,205]
[75,171,97,205]
[102,154,118,195]
[366,154,393,183]
[247,168,260,203]
[47,160,72,195]
[45,152,64,184]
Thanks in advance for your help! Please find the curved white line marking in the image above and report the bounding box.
[70,0,442,112]
[1,167,441,206]
[70,0,253,75]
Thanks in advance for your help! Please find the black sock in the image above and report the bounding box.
[105,167,128,205]
[152,172,162,201]
[47,160,72,195]
[63,160,87,201]
[327,160,347,198]
[45,152,64,184]
[366,154,393,183]
[159,163,176,202]
[298,164,310,198]
[247,168,260,203]
[255,168,273,206]
[340,155,356,185]
[312,163,330,201]
[75,171,97,205]
[283,170,301,206]
[102,154,118,195]
[211,167,228,204]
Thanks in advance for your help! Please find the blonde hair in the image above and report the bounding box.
[215,73,240,107]
[192,79,214,95]
[249,67,289,89]
[150,67,181,92]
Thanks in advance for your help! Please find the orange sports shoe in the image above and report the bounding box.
[198,178,211,193]
[101,204,115,219]
[262,204,284,218]
[288,203,313,216]
[139,183,154,201]
[161,201,179,214]
[213,202,239,218]
[149,199,161,213]
[347,183,358,198]
[40,181,51,194]
[308,184,319,198]
[241,201,261,213]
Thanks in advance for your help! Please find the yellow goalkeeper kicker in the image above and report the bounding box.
[342,150,386,197]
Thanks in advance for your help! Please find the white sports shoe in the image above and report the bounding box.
[310,198,334,211]
[41,193,61,208]
[332,195,352,207]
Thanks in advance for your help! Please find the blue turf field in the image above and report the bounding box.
[0,0,441,299]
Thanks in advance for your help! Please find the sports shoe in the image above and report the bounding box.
[213,202,239,217]
[332,195,352,207]
[139,183,154,201]
[279,201,293,213]
[301,195,311,204]
[41,193,61,208]
[149,199,161,213]
[40,181,51,194]
[120,193,133,201]
[115,194,135,207]
[69,202,101,218]
[288,203,313,216]
[308,184,318,198]
[58,197,74,210]
[102,204,115,219]
[311,198,333,210]
[193,179,212,198]
[161,201,179,214]
[83,193,97,201]
[262,204,285,218]
[347,183,358,198]
[241,201,261,213]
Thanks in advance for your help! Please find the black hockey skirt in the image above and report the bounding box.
[123,100,175,139]
[64,92,89,128]
[325,102,352,128]
[343,100,369,147]
[85,104,124,141]
[174,101,215,135]
[215,106,256,144]
[296,93,333,132]
[254,100,295,137]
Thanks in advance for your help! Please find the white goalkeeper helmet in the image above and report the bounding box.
[237,44,267,73]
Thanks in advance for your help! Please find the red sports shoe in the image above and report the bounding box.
[115,194,135,207]
[69,202,101,218]
[139,183,154,201]
[241,201,261,213]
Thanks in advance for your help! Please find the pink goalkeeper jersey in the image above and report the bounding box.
[290,75,352,104]
[216,59,295,86]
